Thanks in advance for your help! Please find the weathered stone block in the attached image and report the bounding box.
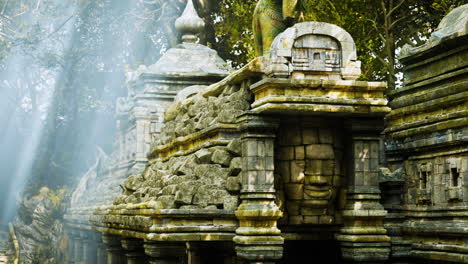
[157,195,176,209]
[265,140,274,157]
[265,156,275,171]
[225,176,241,192]
[212,149,233,166]
[279,161,290,183]
[160,184,178,195]
[218,109,244,123]
[295,146,305,160]
[247,156,264,170]
[257,140,265,156]
[286,201,301,215]
[289,215,304,225]
[319,128,334,144]
[319,215,334,224]
[300,207,327,216]
[193,185,230,207]
[285,184,303,200]
[305,144,334,160]
[321,160,335,176]
[290,161,305,183]
[265,171,275,185]
[227,138,242,156]
[229,157,242,176]
[245,141,257,156]
[279,147,295,160]
[194,149,212,164]
[194,164,229,185]
[302,128,319,144]
[287,126,302,146]
[305,159,322,175]
[223,195,239,210]
[303,216,319,224]
[174,180,202,205]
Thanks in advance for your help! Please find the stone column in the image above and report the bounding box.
[95,232,108,264]
[336,121,390,263]
[122,238,146,264]
[144,241,186,264]
[66,229,76,264]
[72,229,84,264]
[233,113,284,264]
[82,231,98,264]
[102,234,126,264]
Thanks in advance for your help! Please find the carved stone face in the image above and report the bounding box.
[277,123,341,224]
[302,161,335,211]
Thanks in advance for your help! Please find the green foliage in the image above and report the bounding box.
[209,0,465,85]
[211,0,258,68]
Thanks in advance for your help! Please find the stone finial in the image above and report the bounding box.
[175,0,205,43]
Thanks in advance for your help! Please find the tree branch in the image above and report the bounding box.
[364,42,388,69]
[389,15,408,30]
[388,0,406,18]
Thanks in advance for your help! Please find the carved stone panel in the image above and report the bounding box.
[446,157,463,202]
[292,35,341,72]
[416,162,432,204]
[276,119,344,225]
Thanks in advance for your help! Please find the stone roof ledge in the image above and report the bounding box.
[399,4,468,61]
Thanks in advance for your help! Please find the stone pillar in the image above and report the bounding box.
[336,121,390,263]
[66,229,76,264]
[102,234,126,264]
[82,231,98,264]
[122,238,146,264]
[95,232,108,264]
[72,230,84,264]
[233,114,284,264]
[144,241,186,264]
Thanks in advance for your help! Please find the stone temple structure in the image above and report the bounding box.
[65,2,468,263]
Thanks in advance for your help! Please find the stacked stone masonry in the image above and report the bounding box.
[65,2,468,264]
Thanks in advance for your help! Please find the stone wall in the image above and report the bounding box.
[384,4,468,263]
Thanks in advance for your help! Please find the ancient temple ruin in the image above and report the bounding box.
[65,2,468,263]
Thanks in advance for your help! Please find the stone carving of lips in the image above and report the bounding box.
[302,174,333,208]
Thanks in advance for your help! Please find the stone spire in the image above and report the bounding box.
[175,0,205,43]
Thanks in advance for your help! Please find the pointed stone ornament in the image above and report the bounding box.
[175,0,205,43]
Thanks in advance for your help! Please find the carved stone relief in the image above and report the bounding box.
[276,120,343,225]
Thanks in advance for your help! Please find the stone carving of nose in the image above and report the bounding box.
[304,174,329,186]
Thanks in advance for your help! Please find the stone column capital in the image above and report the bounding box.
[237,113,279,138]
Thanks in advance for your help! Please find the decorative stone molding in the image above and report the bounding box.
[265,22,361,80]
[416,163,432,204]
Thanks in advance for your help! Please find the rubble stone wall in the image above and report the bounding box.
[113,79,254,211]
